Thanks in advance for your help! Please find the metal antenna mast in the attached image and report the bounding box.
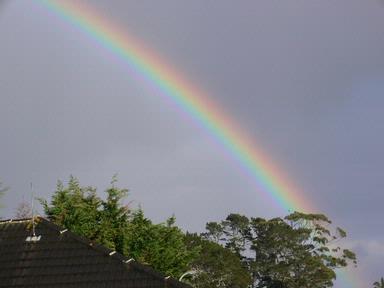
[31,182,35,237]
[26,182,41,242]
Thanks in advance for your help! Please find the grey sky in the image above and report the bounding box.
[1,1,384,286]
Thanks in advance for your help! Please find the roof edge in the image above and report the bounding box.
[0,217,191,288]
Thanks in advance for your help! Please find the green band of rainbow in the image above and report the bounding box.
[37,0,313,213]
[34,1,359,287]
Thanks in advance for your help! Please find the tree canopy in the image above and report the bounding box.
[185,232,252,288]
[41,176,197,278]
[202,212,357,288]
[125,210,197,277]
[40,176,357,287]
[373,277,384,288]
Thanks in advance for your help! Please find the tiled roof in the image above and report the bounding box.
[0,218,191,288]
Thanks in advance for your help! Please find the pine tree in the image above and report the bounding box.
[373,277,384,288]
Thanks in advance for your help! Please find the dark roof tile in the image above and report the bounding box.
[0,218,191,288]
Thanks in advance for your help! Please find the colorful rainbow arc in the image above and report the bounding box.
[37,0,313,212]
[34,1,359,287]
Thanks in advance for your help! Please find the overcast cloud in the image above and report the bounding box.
[1,1,384,286]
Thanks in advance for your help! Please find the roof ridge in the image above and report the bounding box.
[0,217,191,287]
[0,217,38,224]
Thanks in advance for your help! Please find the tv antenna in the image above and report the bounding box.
[26,182,41,242]
[31,182,35,236]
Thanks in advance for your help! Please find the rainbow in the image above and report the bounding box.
[34,2,361,286]
[35,0,314,213]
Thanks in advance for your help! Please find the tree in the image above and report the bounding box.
[41,177,357,286]
[185,233,252,288]
[373,277,384,288]
[203,212,357,288]
[124,210,197,277]
[41,176,104,244]
[42,176,131,252]
[0,180,9,214]
[15,198,32,218]
[95,178,130,252]
[41,176,196,278]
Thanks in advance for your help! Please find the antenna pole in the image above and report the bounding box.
[31,182,35,237]
[25,182,41,242]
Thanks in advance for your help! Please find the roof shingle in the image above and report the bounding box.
[0,218,191,288]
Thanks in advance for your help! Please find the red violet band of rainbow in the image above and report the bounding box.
[35,1,359,287]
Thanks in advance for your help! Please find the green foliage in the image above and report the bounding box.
[41,176,105,243]
[185,233,252,288]
[203,212,357,288]
[124,210,197,277]
[41,176,130,252]
[97,183,130,251]
[41,176,195,278]
[373,277,384,288]
[41,178,357,287]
